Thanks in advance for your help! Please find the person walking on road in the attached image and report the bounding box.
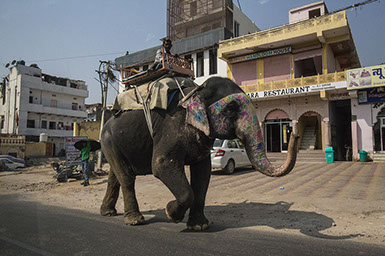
[79,141,91,187]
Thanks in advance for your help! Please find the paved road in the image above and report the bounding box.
[208,161,385,200]
[1,196,385,256]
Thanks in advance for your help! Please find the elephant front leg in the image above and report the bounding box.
[153,153,194,224]
[100,170,120,216]
[187,156,211,230]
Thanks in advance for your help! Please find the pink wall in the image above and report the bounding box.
[351,98,374,157]
[232,60,257,86]
[263,54,291,83]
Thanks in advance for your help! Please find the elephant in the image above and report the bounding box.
[100,76,299,230]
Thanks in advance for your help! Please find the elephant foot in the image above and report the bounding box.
[100,206,117,217]
[165,200,186,223]
[124,213,145,226]
[187,214,209,230]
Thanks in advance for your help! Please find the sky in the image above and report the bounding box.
[1,0,384,105]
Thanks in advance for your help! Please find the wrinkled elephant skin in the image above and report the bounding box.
[100,77,298,230]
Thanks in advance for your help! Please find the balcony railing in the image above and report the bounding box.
[240,71,347,93]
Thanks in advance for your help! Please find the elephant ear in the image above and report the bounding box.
[181,95,210,136]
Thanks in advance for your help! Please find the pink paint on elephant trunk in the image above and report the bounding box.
[236,106,299,177]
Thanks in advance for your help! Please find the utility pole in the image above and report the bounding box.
[96,61,110,172]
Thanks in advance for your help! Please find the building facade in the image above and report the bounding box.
[0,64,88,155]
[218,1,361,160]
[115,0,259,90]
[346,64,385,161]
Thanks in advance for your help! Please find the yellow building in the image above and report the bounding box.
[218,1,361,161]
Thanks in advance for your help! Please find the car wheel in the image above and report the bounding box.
[223,159,235,175]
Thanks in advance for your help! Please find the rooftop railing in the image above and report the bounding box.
[220,11,346,50]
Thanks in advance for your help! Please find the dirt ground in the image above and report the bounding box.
[1,161,385,246]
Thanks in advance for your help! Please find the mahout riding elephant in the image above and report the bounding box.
[100,76,299,230]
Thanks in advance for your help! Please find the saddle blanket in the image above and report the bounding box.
[112,76,197,111]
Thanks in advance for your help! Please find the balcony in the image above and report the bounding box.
[23,103,87,118]
[23,128,74,138]
[218,11,357,68]
[21,75,88,98]
[241,71,347,94]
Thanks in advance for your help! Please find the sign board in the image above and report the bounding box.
[230,46,292,64]
[358,86,385,104]
[347,64,385,90]
[65,136,87,166]
[247,81,346,99]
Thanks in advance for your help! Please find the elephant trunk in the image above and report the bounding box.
[236,111,299,177]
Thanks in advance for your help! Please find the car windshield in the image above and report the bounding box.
[213,139,224,147]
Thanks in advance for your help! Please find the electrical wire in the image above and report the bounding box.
[27,52,126,63]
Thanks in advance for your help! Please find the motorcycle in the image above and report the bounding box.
[51,162,83,182]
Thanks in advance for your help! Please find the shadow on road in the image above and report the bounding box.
[211,167,255,176]
[143,201,361,240]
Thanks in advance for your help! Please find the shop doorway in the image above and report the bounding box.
[298,112,322,150]
[374,107,385,152]
[264,109,292,152]
[381,118,385,151]
[330,100,352,161]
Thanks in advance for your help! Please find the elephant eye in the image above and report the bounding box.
[223,101,240,119]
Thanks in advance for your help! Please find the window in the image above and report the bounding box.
[294,56,322,78]
[72,102,78,110]
[51,99,57,108]
[228,140,238,149]
[309,8,321,19]
[27,119,35,128]
[41,120,47,129]
[234,21,240,37]
[0,115,4,129]
[196,52,204,77]
[209,49,217,75]
[49,121,56,130]
[29,96,33,103]
[58,122,64,130]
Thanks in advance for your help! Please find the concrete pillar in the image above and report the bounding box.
[292,120,298,135]
[73,122,79,136]
[322,117,330,151]
[351,120,359,161]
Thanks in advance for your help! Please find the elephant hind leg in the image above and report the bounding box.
[101,143,144,226]
[100,170,120,217]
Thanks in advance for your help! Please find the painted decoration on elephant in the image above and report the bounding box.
[209,93,257,136]
[208,93,270,170]
[182,96,210,136]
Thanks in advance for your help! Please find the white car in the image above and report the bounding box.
[0,155,25,170]
[211,139,252,175]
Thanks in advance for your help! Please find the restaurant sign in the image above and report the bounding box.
[230,46,292,64]
[247,81,346,99]
[347,64,385,90]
